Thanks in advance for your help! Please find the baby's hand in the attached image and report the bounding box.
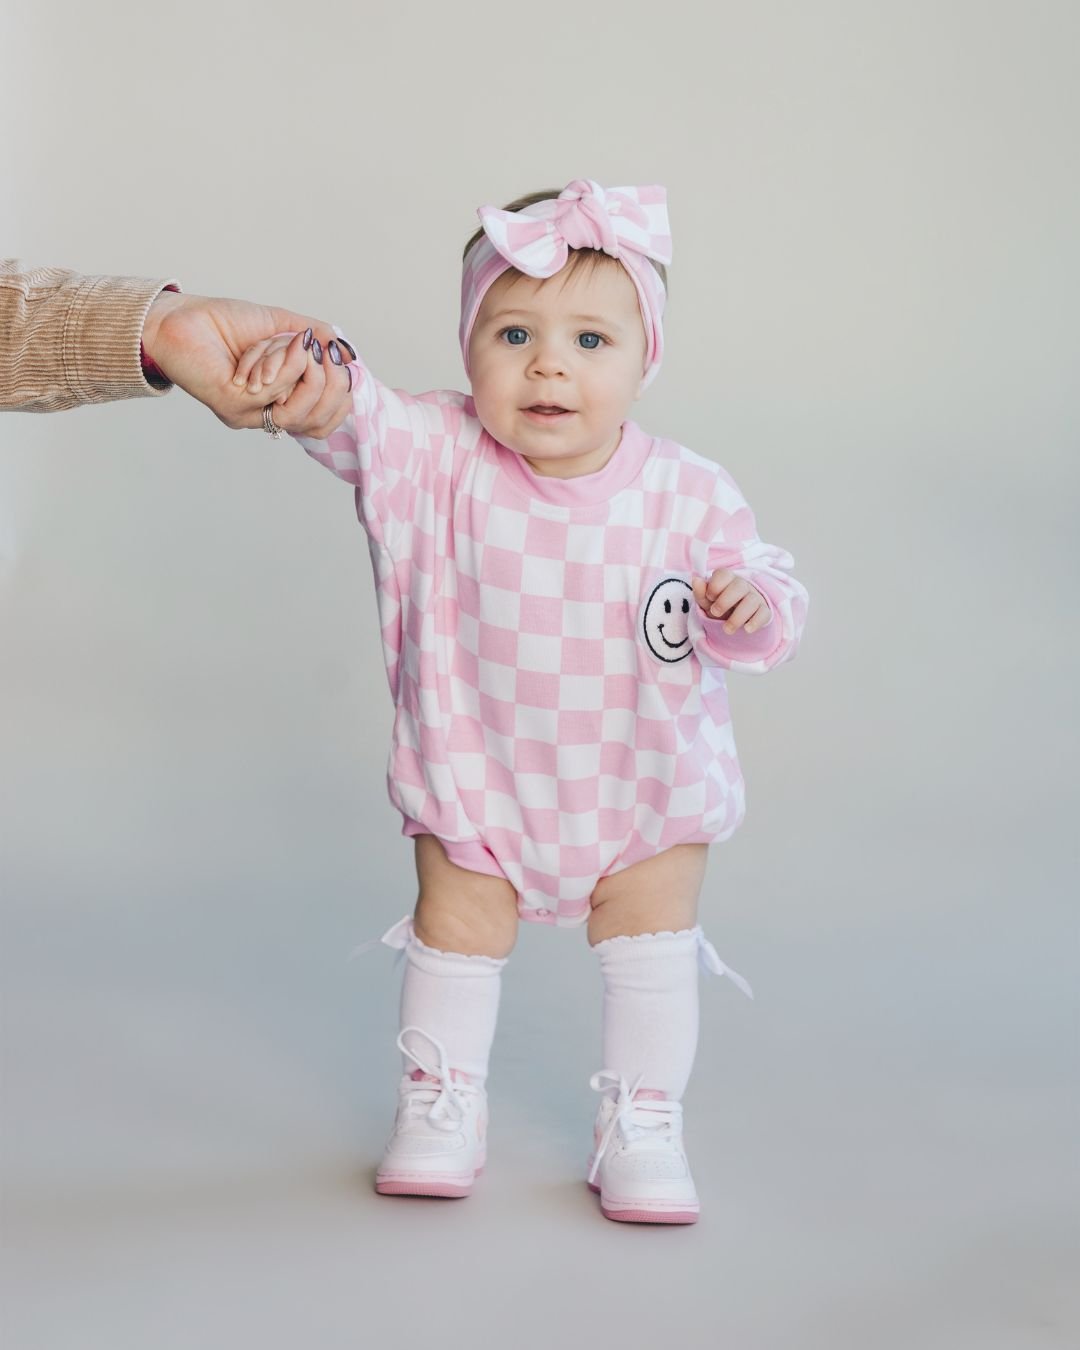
[232,328,356,440]
[691,569,772,635]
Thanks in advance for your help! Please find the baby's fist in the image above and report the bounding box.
[691,569,772,635]
[232,331,303,399]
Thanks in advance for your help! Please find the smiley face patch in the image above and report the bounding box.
[641,576,694,664]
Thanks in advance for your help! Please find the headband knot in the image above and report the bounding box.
[461,178,673,391]
[553,179,622,256]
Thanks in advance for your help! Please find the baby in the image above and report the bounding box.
[233,179,809,1224]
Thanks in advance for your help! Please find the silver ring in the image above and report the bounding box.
[262,404,285,439]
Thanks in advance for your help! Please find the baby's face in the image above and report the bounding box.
[468,259,648,478]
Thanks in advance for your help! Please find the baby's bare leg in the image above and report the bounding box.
[413,834,520,959]
[587,843,709,947]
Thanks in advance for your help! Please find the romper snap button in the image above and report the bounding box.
[535,907,550,917]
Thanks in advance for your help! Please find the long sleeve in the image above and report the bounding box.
[0,259,180,412]
[289,336,443,557]
[687,465,809,675]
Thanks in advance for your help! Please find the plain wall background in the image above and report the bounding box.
[2,2,1077,1347]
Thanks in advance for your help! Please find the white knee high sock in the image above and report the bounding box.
[398,928,508,1090]
[592,927,704,1102]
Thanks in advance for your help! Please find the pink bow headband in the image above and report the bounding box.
[459,178,673,392]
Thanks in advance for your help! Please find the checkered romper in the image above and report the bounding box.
[292,356,809,928]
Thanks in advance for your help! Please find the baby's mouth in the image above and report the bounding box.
[525,404,573,415]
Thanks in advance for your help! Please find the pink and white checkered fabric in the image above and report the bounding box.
[292,358,809,929]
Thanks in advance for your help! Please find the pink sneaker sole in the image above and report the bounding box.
[375,1163,484,1199]
[586,1179,700,1224]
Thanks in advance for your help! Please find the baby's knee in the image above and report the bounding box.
[412,835,519,957]
[586,843,708,945]
[413,881,518,959]
[413,897,517,959]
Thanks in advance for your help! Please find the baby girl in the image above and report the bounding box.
[233,179,809,1224]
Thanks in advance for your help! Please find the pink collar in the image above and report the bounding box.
[486,418,655,509]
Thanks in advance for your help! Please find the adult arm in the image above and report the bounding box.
[1,259,342,427]
[0,258,179,412]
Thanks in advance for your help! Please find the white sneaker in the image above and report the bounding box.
[374,1025,488,1199]
[585,1069,700,1224]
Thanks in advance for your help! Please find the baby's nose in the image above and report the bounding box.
[527,342,568,377]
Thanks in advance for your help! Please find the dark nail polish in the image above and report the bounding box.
[338,337,357,361]
[346,365,353,392]
[312,338,323,364]
[327,340,342,366]
[302,327,313,350]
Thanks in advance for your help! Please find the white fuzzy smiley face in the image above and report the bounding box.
[641,576,694,663]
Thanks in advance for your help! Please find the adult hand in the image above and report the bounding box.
[141,291,341,430]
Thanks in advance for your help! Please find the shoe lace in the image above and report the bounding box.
[347,920,480,1135]
[587,1069,683,1187]
[395,1025,476,1133]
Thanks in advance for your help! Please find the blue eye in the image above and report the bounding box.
[579,333,603,350]
[503,327,528,345]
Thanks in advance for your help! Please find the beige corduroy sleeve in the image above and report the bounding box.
[0,259,182,413]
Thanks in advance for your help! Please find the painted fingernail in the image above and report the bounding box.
[338,337,357,360]
[302,328,313,350]
[327,340,342,366]
[346,365,353,392]
[312,338,323,363]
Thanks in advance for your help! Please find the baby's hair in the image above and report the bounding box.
[463,188,669,297]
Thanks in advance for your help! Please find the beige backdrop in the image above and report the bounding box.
[1,2,1077,1346]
